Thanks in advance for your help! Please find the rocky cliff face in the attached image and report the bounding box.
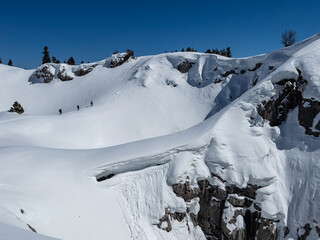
[167,178,277,240]
[258,68,320,137]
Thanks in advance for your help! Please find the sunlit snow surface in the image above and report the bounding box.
[0,34,319,239]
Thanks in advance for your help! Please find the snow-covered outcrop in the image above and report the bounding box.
[0,34,320,239]
[28,62,101,83]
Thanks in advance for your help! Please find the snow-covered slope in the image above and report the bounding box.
[0,34,319,239]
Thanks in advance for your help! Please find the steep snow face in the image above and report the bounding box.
[0,33,320,240]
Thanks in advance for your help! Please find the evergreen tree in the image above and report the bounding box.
[181,48,185,52]
[42,46,51,64]
[226,47,232,58]
[67,57,76,65]
[220,49,227,56]
[8,59,12,66]
[205,49,212,54]
[214,49,220,55]
[81,61,84,64]
[52,56,60,63]
[0,58,2,64]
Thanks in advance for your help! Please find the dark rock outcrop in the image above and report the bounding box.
[74,67,93,77]
[110,50,135,68]
[316,225,320,237]
[221,69,236,78]
[9,101,24,114]
[227,196,245,207]
[57,68,73,81]
[157,208,187,232]
[258,78,304,126]
[256,217,277,240]
[258,69,319,137]
[172,181,200,201]
[222,207,246,240]
[177,60,194,73]
[298,99,320,137]
[171,178,277,240]
[258,68,307,127]
[157,208,172,232]
[248,62,262,72]
[297,223,311,240]
[32,65,54,83]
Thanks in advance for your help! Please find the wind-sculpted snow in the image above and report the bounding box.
[0,34,320,239]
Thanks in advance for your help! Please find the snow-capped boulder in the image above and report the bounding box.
[8,101,24,114]
[74,64,97,76]
[28,63,99,83]
[109,50,135,68]
[57,65,74,81]
[177,60,195,73]
[29,64,55,83]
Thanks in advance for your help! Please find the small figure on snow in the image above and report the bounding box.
[77,105,80,111]
[59,109,62,115]
[91,101,93,107]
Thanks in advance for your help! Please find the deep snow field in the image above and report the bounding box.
[0,34,319,240]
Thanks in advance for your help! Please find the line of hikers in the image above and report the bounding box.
[59,101,93,115]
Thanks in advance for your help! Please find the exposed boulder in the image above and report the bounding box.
[157,208,187,232]
[222,203,246,240]
[257,69,320,137]
[258,76,306,126]
[298,99,320,137]
[226,184,260,199]
[248,62,262,71]
[157,208,172,232]
[227,195,245,208]
[177,60,194,73]
[30,65,54,83]
[221,69,236,78]
[256,217,277,240]
[172,181,199,201]
[74,67,93,77]
[297,223,311,240]
[57,67,73,81]
[110,50,135,68]
[9,101,24,114]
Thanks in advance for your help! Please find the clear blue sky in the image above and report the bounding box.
[0,0,319,69]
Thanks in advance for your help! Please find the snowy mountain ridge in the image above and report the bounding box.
[0,33,319,239]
